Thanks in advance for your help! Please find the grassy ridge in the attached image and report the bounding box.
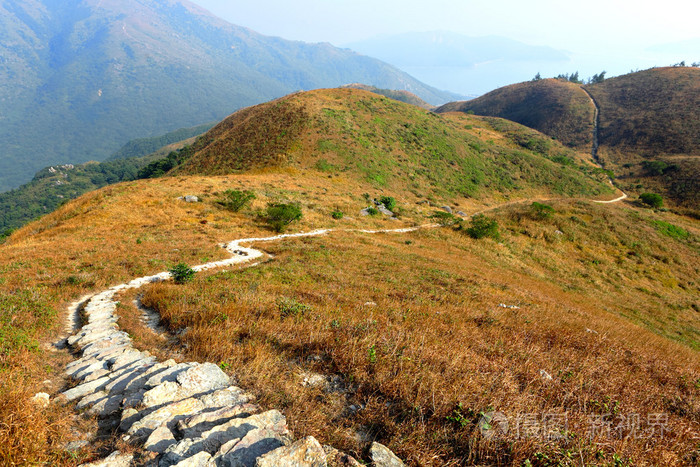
[340,83,434,109]
[176,88,613,202]
[436,79,595,148]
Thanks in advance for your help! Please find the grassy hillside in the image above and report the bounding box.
[585,67,700,210]
[1,90,696,465]
[0,173,696,465]
[0,0,460,192]
[171,88,613,202]
[436,79,595,148]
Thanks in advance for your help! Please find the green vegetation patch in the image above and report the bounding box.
[651,220,690,240]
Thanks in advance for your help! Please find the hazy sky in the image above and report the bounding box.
[189,0,698,94]
[190,0,699,52]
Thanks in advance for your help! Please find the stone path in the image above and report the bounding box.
[59,228,420,466]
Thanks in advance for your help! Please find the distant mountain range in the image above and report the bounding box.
[0,0,461,192]
[346,31,571,96]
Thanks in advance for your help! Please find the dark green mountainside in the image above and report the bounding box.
[0,123,207,236]
[0,0,461,192]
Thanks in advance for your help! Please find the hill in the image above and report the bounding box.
[439,67,700,208]
[0,0,460,192]
[436,78,595,149]
[586,67,700,156]
[155,88,614,203]
[0,85,696,463]
[0,123,209,236]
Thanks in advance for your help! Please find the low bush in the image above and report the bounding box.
[378,196,397,211]
[265,203,302,232]
[366,206,379,216]
[216,189,256,212]
[465,214,500,240]
[170,262,196,284]
[652,220,690,240]
[331,210,344,219]
[640,193,663,208]
[278,297,310,318]
[431,211,461,227]
[530,202,555,220]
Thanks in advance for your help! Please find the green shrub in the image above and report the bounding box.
[465,214,500,240]
[640,193,663,208]
[216,189,256,212]
[378,196,397,211]
[431,211,461,227]
[278,297,310,318]
[530,202,555,220]
[642,160,675,176]
[315,159,335,172]
[366,206,379,216]
[170,262,196,284]
[331,210,344,219]
[265,203,302,232]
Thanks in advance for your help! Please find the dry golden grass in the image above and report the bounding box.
[0,171,433,464]
[136,200,698,465]
[0,160,696,464]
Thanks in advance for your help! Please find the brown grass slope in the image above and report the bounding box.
[586,67,700,210]
[1,171,697,465]
[174,88,613,203]
[585,67,700,156]
[436,79,595,149]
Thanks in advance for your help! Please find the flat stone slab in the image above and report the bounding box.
[255,435,325,467]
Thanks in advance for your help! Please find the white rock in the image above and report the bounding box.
[370,442,405,467]
[31,392,50,408]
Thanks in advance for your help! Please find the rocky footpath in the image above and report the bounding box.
[57,230,409,466]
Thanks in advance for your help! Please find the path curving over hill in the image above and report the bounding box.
[58,226,430,466]
[57,184,633,465]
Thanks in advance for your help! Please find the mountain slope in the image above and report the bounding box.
[437,78,595,149]
[0,0,460,192]
[586,67,700,156]
[162,88,613,202]
[439,68,700,208]
[0,123,209,236]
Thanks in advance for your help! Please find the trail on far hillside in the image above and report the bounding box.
[580,86,600,162]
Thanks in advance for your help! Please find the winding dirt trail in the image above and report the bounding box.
[58,174,629,464]
[580,86,601,162]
